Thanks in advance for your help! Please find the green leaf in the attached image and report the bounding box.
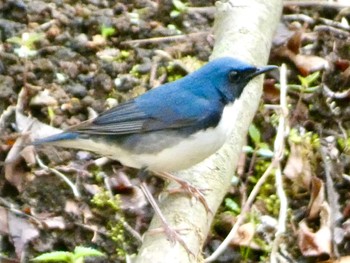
[73,246,105,259]
[172,0,188,12]
[170,10,180,17]
[6,36,23,45]
[249,124,261,145]
[224,198,241,213]
[101,25,116,38]
[242,145,254,154]
[256,148,274,158]
[298,71,320,88]
[31,251,73,262]
[304,71,320,86]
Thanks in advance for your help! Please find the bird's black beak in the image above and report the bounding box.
[250,65,278,78]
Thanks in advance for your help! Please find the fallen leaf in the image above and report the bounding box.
[8,212,39,258]
[308,177,325,220]
[292,54,329,76]
[298,202,331,256]
[42,216,66,230]
[284,142,313,189]
[230,223,260,250]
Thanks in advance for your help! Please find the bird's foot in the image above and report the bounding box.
[157,172,212,215]
[138,178,194,256]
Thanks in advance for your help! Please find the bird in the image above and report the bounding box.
[33,56,277,251]
[34,57,276,171]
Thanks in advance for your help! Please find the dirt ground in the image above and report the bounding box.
[1,0,350,262]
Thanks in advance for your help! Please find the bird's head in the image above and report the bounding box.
[193,57,277,103]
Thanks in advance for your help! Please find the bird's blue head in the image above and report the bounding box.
[189,57,277,103]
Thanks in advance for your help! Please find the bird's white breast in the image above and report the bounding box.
[57,99,242,172]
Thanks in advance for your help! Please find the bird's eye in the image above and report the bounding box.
[229,71,240,82]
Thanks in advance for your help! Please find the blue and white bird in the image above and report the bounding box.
[34,57,276,172]
[34,57,277,250]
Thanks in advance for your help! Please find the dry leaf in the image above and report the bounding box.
[308,177,325,220]
[292,54,329,76]
[230,223,260,250]
[8,212,39,258]
[298,202,331,256]
[42,216,66,230]
[284,142,313,189]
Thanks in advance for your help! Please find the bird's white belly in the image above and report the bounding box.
[112,101,239,171]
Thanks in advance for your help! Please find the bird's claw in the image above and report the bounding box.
[156,172,212,215]
[166,183,212,215]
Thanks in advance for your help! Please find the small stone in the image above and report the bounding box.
[64,83,88,98]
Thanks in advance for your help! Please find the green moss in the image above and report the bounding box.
[92,192,127,257]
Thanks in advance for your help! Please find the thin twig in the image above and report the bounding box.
[187,7,215,14]
[0,105,15,131]
[314,25,350,37]
[284,1,350,8]
[35,155,81,198]
[283,14,315,24]
[270,64,289,263]
[121,32,208,46]
[320,139,342,258]
[205,159,277,262]
[322,83,350,99]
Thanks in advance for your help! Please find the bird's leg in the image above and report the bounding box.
[155,171,212,214]
[138,168,193,255]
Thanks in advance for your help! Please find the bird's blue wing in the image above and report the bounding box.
[69,84,223,135]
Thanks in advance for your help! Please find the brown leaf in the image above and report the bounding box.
[287,30,303,54]
[298,202,331,256]
[42,216,66,230]
[308,177,325,220]
[4,136,33,191]
[8,212,39,258]
[230,223,261,250]
[292,54,329,76]
[272,22,296,47]
[284,143,313,189]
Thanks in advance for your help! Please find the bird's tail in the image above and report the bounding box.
[33,132,80,146]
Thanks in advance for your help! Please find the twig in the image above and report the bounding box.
[270,64,289,263]
[319,139,342,258]
[205,159,277,262]
[0,105,15,131]
[35,155,81,198]
[318,17,350,30]
[0,197,42,225]
[322,83,350,99]
[284,1,350,8]
[314,25,350,38]
[283,14,315,24]
[121,32,208,46]
[187,7,215,14]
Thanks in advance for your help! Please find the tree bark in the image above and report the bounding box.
[135,0,282,262]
